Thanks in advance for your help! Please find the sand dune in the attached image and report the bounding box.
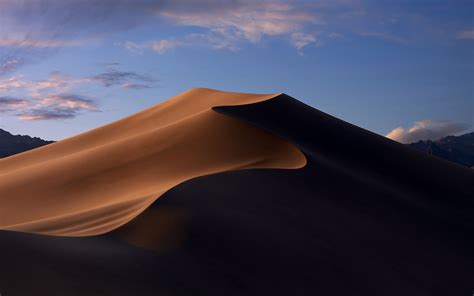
[1,89,473,296]
[0,88,305,236]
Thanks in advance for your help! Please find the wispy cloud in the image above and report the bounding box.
[123,39,186,54]
[122,1,319,54]
[159,2,318,42]
[15,94,98,121]
[0,58,22,74]
[1,0,472,73]
[0,94,97,121]
[88,68,155,88]
[0,65,153,120]
[0,0,160,74]
[0,73,78,95]
[291,32,318,54]
[0,68,154,95]
[120,83,152,90]
[120,0,461,54]
[386,120,471,143]
[0,38,86,48]
[0,96,30,112]
[456,29,474,40]
[121,32,240,54]
[0,76,28,92]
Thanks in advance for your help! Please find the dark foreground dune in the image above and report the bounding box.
[0,89,473,296]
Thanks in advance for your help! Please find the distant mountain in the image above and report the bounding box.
[408,132,474,168]
[0,129,53,158]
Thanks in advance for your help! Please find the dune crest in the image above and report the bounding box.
[0,88,306,236]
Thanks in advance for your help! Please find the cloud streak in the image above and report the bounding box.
[88,68,155,88]
[291,32,318,53]
[1,0,470,68]
[0,93,98,121]
[0,68,154,95]
[456,29,474,40]
[0,64,154,121]
[122,1,319,54]
[159,1,318,42]
[16,94,98,121]
[122,32,240,54]
[0,0,160,74]
[386,120,471,143]
[0,38,86,48]
[0,97,30,112]
[0,58,22,74]
[0,73,78,95]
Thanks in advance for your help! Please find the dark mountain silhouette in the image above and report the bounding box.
[408,132,474,168]
[0,128,53,158]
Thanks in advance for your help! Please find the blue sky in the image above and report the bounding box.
[0,0,472,142]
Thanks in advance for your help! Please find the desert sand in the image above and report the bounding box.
[0,88,305,236]
[0,89,473,296]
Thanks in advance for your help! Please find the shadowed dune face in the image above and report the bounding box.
[0,89,473,296]
[0,88,306,236]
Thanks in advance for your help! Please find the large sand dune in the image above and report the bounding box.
[0,89,473,296]
[0,88,305,236]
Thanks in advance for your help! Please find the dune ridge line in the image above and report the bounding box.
[0,88,306,236]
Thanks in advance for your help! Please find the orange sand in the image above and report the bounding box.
[0,88,306,236]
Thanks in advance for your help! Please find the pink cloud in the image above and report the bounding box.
[16,94,98,121]
[124,1,319,53]
[0,38,85,48]
[456,29,474,40]
[386,120,470,143]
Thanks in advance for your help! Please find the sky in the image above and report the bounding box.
[0,0,472,142]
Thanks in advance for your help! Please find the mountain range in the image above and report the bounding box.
[0,128,53,158]
[408,132,474,168]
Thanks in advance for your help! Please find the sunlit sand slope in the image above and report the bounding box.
[0,88,306,236]
[0,91,473,296]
